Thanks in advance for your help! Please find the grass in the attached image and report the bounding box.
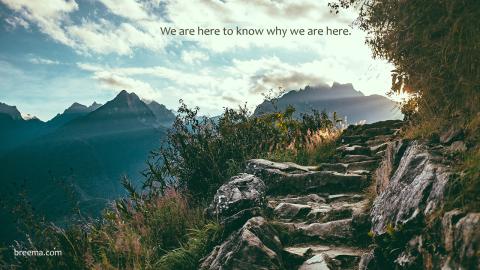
[156,223,222,270]
[266,128,340,165]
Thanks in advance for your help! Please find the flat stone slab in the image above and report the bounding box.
[274,202,312,220]
[247,159,370,195]
[274,218,354,245]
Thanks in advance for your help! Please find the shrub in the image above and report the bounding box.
[144,101,338,202]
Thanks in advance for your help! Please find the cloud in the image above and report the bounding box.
[1,0,358,55]
[4,16,30,30]
[66,20,166,55]
[181,50,209,65]
[77,63,160,99]
[29,57,60,65]
[0,0,78,46]
[98,0,151,21]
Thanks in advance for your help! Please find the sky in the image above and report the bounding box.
[0,0,395,121]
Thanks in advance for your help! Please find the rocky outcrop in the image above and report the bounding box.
[206,173,266,232]
[370,141,451,234]
[364,126,480,269]
[200,216,285,270]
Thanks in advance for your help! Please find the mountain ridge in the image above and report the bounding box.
[255,83,402,123]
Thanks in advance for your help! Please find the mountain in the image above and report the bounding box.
[47,102,102,129]
[146,100,176,126]
[0,91,173,244]
[0,102,22,120]
[254,83,403,123]
[0,102,45,154]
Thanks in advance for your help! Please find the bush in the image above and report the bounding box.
[144,101,338,202]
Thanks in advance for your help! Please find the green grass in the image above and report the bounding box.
[156,223,222,270]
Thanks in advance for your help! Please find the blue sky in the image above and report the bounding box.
[0,0,395,121]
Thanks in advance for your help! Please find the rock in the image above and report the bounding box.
[274,203,312,220]
[343,155,375,163]
[206,173,266,231]
[448,140,467,152]
[200,216,285,270]
[247,159,317,174]
[370,142,388,153]
[319,163,348,173]
[370,141,451,234]
[447,213,480,269]
[299,253,332,270]
[246,159,369,195]
[373,140,408,194]
[268,194,326,207]
[341,135,369,144]
[358,250,376,270]
[274,219,354,245]
[337,145,372,156]
[346,160,378,172]
[439,126,463,144]
[326,194,364,203]
[442,209,465,253]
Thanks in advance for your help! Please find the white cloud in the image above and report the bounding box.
[0,0,78,46]
[29,57,60,65]
[181,50,210,65]
[98,0,151,21]
[66,20,166,55]
[4,16,30,29]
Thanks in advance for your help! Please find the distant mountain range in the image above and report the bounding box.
[0,91,175,243]
[254,82,402,123]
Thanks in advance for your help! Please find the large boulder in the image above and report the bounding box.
[200,216,285,270]
[370,141,450,234]
[206,173,266,231]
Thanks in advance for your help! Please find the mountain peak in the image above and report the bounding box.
[0,102,22,120]
[113,90,141,104]
[89,102,102,111]
[64,102,88,114]
[332,82,354,90]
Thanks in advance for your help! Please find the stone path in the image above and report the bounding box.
[255,120,403,269]
[202,120,403,270]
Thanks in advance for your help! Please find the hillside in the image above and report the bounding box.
[0,91,175,243]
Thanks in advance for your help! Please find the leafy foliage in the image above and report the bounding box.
[330,0,480,130]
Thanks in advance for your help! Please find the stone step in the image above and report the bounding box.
[343,160,379,172]
[340,135,369,144]
[365,135,394,147]
[284,244,364,270]
[342,154,377,163]
[319,163,348,173]
[361,127,396,137]
[337,145,372,156]
[319,160,378,174]
[266,171,370,195]
[270,199,368,223]
[326,193,365,203]
[272,218,355,246]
